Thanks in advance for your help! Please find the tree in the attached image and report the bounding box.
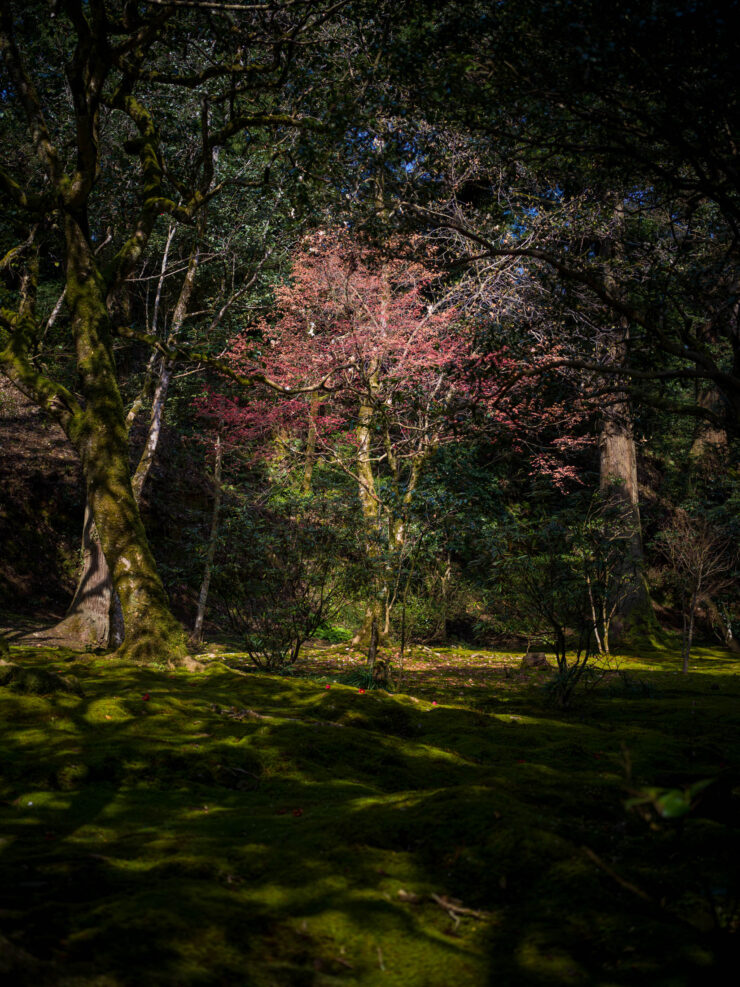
[218,230,515,642]
[0,0,385,661]
[656,510,738,673]
[391,0,740,437]
[577,492,643,655]
[491,505,597,707]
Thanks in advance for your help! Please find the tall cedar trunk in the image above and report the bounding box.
[599,231,648,635]
[599,383,648,627]
[191,434,223,644]
[62,219,186,662]
[690,386,729,463]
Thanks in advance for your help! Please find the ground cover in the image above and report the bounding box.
[1,643,738,985]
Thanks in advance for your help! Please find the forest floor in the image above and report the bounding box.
[1,640,739,986]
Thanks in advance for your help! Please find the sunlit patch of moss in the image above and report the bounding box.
[0,644,738,984]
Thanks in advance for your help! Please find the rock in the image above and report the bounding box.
[181,655,206,673]
[521,652,551,669]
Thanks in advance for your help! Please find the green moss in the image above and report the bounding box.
[0,660,82,695]
[0,644,738,984]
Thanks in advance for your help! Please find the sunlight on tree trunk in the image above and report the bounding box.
[25,503,111,649]
[192,434,223,645]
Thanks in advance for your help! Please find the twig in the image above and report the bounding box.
[430,893,492,922]
[581,846,652,902]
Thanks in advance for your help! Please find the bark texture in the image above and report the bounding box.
[64,219,187,662]
[24,503,111,649]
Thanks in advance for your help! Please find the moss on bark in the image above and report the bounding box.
[63,217,190,666]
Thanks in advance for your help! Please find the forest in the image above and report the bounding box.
[1,1,739,984]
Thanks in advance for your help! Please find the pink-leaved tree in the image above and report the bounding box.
[207,231,588,644]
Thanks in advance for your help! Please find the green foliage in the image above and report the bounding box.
[336,667,381,691]
[626,779,715,821]
[314,622,354,644]
[485,500,597,703]
[212,489,362,670]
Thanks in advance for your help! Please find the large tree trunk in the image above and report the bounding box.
[30,358,174,654]
[30,224,196,657]
[598,224,649,636]
[62,219,187,663]
[599,388,648,629]
[24,503,111,649]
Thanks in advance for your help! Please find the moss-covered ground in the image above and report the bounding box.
[1,642,739,985]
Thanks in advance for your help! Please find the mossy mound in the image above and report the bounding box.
[0,645,739,985]
[0,659,82,695]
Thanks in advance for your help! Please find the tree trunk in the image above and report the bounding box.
[598,326,648,635]
[32,357,175,654]
[586,572,604,654]
[302,391,319,495]
[24,502,112,649]
[63,219,187,663]
[682,583,700,674]
[689,386,728,463]
[191,434,223,644]
[351,384,388,647]
[597,214,651,638]
[30,224,198,657]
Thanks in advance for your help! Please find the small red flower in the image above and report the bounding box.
[432,701,437,706]
[142,693,150,701]
[358,688,365,694]
[325,684,331,690]
[292,808,303,817]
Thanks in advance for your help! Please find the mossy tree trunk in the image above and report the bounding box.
[31,222,200,654]
[63,219,187,663]
[25,502,111,650]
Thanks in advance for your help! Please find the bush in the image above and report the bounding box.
[213,492,360,670]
